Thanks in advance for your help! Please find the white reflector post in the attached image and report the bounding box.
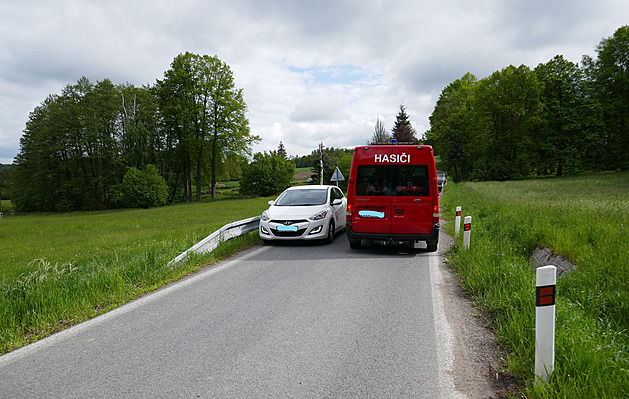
[535,265,557,384]
[455,206,462,236]
[462,216,471,249]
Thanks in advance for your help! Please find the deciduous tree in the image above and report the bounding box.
[426,73,477,181]
[582,25,629,170]
[370,117,389,143]
[472,65,544,180]
[535,55,604,176]
[156,53,259,201]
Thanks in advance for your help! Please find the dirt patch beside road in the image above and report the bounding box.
[294,171,314,181]
[438,230,522,398]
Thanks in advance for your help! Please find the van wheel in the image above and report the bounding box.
[426,240,438,252]
[325,221,335,243]
[349,238,361,249]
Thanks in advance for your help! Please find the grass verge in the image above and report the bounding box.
[0,198,270,354]
[440,171,628,398]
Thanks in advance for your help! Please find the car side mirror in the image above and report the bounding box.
[331,199,343,206]
[268,200,275,206]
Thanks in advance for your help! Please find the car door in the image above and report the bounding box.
[331,187,346,230]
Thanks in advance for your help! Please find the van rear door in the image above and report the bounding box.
[390,147,434,235]
[351,146,393,234]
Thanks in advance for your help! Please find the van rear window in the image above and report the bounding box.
[356,165,429,197]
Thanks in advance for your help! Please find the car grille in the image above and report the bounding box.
[273,228,307,237]
[270,219,308,224]
[269,219,309,237]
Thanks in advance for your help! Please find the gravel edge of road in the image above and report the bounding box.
[437,229,522,399]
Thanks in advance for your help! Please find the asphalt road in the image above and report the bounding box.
[0,237,460,398]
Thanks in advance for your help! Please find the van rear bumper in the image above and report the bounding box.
[345,223,439,242]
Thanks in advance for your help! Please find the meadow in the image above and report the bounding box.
[0,196,272,353]
[440,171,629,398]
[0,200,11,214]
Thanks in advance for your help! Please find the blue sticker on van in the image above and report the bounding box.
[359,210,385,219]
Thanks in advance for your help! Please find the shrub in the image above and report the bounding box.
[120,165,168,208]
[240,151,295,196]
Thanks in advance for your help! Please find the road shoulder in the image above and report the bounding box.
[437,230,521,398]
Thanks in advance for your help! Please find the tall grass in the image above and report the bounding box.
[0,197,270,354]
[440,172,629,398]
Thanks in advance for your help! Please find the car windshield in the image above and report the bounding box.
[275,189,328,206]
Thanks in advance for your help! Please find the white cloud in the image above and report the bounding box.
[1,0,628,163]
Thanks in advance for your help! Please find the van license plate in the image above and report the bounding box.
[359,210,385,219]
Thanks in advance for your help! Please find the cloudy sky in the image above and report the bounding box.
[0,0,627,164]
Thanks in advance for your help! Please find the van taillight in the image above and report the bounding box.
[432,204,440,223]
[347,203,352,220]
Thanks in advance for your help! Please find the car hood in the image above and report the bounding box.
[266,205,327,220]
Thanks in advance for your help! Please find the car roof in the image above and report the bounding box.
[284,185,332,191]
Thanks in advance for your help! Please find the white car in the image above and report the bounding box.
[259,185,347,243]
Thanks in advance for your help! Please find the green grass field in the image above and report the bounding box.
[0,200,12,213]
[3,171,627,397]
[0,197,272,353]
[440,171,629,398]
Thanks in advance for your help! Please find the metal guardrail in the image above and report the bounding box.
[168,216,261,267]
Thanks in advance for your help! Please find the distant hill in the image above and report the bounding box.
[0,163,12,170]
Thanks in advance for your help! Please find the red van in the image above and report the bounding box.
[345,144,440,251]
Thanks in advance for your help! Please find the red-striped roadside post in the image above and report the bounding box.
[462,216,472,249]
[455,206,462,235]
[535,265,557,384]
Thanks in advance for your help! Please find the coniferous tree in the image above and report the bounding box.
[391,105,417,142]
[277,141,287,158]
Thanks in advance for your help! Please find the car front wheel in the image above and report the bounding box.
[325,221,335,243]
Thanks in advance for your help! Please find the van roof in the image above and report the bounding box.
[356,144,433,148]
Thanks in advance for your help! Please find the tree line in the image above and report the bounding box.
[426,26,628,181]
[11,53,258,211]
[0,165,10,202]
[8,26,627,211]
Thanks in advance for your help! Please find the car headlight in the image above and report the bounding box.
[310,210,328,221]
[261,211,270,222]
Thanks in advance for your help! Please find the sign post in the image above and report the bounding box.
[319,142,325,185]
[330,167,345,187]
[455,206,462,235]
[463,216,472,249]
[535,265,557,384]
